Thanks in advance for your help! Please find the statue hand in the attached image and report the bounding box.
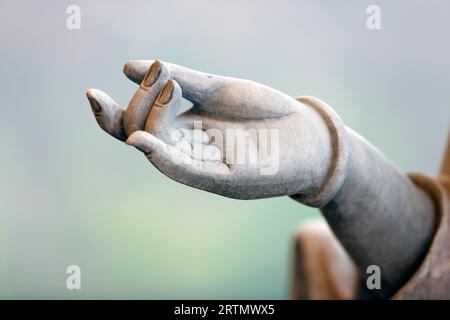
[87,60,334,200]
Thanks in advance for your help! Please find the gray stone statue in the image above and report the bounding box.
[86,60,450,299]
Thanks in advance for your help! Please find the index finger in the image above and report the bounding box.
[123,60,225,105]
[123,60,169,136]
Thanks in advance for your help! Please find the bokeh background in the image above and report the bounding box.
[0,0,449,299]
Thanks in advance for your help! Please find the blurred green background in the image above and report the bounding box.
[0,0,449,299]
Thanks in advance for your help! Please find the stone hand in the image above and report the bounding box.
[87,60,439,298]
[87,60,336,200]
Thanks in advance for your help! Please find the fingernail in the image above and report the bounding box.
[143,60,162,87]
[87,96,101,113]
[157,80,174,105]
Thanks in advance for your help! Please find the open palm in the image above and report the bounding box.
[87,60,334,200]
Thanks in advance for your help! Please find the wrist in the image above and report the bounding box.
[291,96,349,207]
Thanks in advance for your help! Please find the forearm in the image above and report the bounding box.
[321,128,436,297]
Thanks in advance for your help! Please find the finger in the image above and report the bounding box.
[123,60,224,105]
[123,60,170,136]
[125,131,230,184]
[145,79,181,143]
[86,89,126,141]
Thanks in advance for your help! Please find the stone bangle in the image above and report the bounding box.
[291,96,349,207]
